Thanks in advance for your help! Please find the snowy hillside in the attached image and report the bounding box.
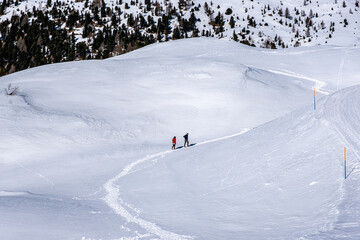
[2,0,359,47]
[0,0,359,75]
[1,38,360,239]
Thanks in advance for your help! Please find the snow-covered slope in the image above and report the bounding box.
[0,38,360,239]
[1,0,359,76]
[1,0,359,48]
[109,85,360,240]
[114,90,340,239]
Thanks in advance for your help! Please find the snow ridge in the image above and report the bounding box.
[266,68,330,95]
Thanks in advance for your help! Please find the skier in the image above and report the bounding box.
[183,133,189,147]
[172,136,176,150]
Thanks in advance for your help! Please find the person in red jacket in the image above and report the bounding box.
[172,136,176,150]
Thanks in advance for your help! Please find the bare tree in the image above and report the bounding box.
[320,20,326,29]
[309,9,313,18]
[5,84,19,96]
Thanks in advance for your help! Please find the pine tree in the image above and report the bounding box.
[172,27,180,39]
[232,30,238,41]
[0,0,7,15]
[225,8,232,15]
[285,7,290,19]
[229,16,235,28]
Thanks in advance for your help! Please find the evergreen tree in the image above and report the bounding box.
[285,7,290,19]
[229,16,235,28]
[232,30,238,41]
[172,27,180,39]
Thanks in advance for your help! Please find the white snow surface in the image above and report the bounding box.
[0,38,360,239]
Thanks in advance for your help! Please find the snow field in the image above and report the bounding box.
[0,38,359,239]
[115,96,345,239]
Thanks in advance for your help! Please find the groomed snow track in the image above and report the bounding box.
[103,150,193,240]
[103,130,249,240]
[103,85,360,239]
[314,86,360,239]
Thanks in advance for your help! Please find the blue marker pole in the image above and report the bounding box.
[314,88,316,110]
[344,147,346,179]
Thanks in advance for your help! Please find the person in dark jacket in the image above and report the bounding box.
[183,133,189,147]
[172,136,176,150]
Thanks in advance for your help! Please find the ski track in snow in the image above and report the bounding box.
[241,63,330,95]
[312,86,360,239]
[103,151,193,240]
[14,160,55,186]
[324,87,360,166]
[336,49,348,92]
[103,129,250,239]
[266,68,330,95]
[103,86,360,239]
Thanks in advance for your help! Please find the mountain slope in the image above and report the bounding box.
[113,86,360,239]
[0,0,359,75]
[0,38,360,239]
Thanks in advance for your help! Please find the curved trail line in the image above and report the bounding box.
[266,68,330,95]
[103,129,249,239]
[336,49,348,91]
[14,160,54,186]
[103,151,191,240]
[324,87,360,162]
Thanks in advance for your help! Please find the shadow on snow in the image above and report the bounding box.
[175,143,196,150]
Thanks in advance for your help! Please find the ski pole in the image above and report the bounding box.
[314,88,316,110]
[344,147,346,179]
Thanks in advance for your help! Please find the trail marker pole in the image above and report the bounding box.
[314,88,316,110]
[344,147,347,179]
